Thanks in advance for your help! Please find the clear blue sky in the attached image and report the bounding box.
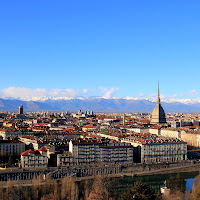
[0,0,200,99]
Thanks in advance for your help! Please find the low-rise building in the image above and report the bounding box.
[20,147,48,168]
[50,152,74,167]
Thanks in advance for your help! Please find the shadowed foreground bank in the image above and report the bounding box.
[1,172,200,200]
[0,175,115,200]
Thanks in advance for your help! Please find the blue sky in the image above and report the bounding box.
[0,0,200,99]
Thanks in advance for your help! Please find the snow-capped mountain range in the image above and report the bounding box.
[1,97,200,112]
[3,96,200,104]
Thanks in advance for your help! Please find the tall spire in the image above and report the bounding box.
[157,81,160,104]
[151,82,166,124]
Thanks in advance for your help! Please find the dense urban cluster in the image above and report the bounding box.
[1,103,200,170]
[1,88,200,200]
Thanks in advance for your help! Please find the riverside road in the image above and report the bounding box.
[0,160,199,185]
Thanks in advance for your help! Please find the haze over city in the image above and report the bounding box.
[1,1,200,101]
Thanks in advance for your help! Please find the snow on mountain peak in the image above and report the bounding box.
[2,96,200,105]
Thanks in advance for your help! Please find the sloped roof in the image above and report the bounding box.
[20,149,35,156]
[38,146,47,152]
[20,149,42,156]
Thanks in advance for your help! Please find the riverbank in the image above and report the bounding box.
[76,162,200,181]
[122,162,200,177]
[1,166,198,200]
[0,161,200,187]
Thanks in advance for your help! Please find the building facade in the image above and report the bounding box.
[121,133,187,164]
[69,139,133,165]
[50,152,74,167]
[0,129,34,139]
[20,147,48,168]
[141,142,187,163]
[69,140,100,165]
[99,142,133,164]
[0,139,25,157]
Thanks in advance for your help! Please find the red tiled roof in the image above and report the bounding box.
[21,149,42,156]
[20,149,34,156]
[39,147,47,151]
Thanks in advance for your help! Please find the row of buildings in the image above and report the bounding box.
[20,138,133,168]
[0,84,197,168]
[19,132,187,168]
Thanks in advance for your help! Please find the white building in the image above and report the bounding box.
[121,133,187,163]
[141,142,187,163]
[20,147,48,168]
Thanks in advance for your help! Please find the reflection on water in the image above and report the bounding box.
[166,174,186,193]
[112,171,199,198]
[186,178,194,192]
[78,171,199,199]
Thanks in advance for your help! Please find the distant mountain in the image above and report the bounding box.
[1,97,200,113]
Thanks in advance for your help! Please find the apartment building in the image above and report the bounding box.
[121,133,187,163]
[50,152,74,167]
[20,147,48,168]
[141,141,187,163]
[133,127,200,148]
[0,139,25,157]
[69,139,100,165]
[99,142,133,164]
[69,139,133,165]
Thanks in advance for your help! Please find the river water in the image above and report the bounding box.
[112,171,200,197]
[77,170,200,199]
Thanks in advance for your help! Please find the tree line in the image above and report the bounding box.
[0,174,200,200]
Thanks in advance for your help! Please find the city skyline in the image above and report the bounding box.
[1,1,200,100]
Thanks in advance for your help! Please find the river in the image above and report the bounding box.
[109,170,200,198]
